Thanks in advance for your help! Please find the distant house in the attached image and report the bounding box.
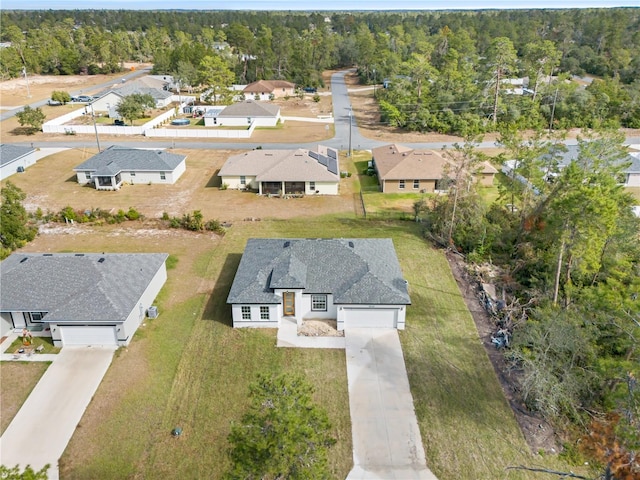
[501,77,532,95]
[372,144,497,193]
[0,144,37,180]
[227,238,411,330]
[0,253,168,346]
[204,100,281,127]
[243,80,296,100]
[91,79,174,114]
[74,146,186,190]
[219,145,340,195]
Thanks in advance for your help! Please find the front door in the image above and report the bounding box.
[283,292,295,316]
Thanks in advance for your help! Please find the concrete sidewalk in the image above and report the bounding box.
[345,329,438,480]
[0,346,116,480]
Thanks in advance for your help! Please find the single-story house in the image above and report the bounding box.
[92,80,174,113]
[227,238,411,330]
[243,80,296,100]
[204,100,281,127]
[533,145,640,187]
[218,145,340,195]
[74,145,186,190]
[0,253,168,346]
[0,144,37,180]
[372,144,498,193]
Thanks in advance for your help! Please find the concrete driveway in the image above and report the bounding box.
[0,346,116,479]
[345,329,438,480]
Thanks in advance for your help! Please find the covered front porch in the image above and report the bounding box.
[92,172,122,191]
[260,181,306,196]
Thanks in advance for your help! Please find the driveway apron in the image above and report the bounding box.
[345,329,438,480]
[0,346,116,479]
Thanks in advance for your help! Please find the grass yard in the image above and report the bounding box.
[627,186,640,201]
[5,336,60,355]
[7,215,580,479]
[1,361,51,434]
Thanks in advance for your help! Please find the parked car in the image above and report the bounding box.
[47,99,62,106]
[114,119,126,126]
[303,87,317,93]
[75,95,93,103]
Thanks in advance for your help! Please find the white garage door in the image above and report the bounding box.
[59,326,118,346]
[343,308,397,328]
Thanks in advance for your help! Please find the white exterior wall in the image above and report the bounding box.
[121,165,184,185]
[0,151,38,181]
[90,93,122,113]
[221,175,257,190]
[307,181,338,195]
[231,304,279,328]
[300,294,337,320]
[626,173,640,187]
[76,171,92,185]
[335,304,407,330]
[217,116,278,127]
[1,313,14,337]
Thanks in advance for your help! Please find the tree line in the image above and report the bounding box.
[419,129,639,477]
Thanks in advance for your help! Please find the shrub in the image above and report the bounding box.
[125,207,140,221]
[220,183,229,190]
[313,93,321,102]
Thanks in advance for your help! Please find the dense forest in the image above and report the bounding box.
[1,8,639,132]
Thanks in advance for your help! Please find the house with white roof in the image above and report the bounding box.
[219,145,340,195]
[74,146,186,190]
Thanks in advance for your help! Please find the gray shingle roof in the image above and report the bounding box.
[549,144,640,173]
[74,146,186,175]
[227,238,411,306]
[0,144,35,167]
[0,253,168,323]
[218,147,339,182]
[95,80,172,102]
[218,100,280,118]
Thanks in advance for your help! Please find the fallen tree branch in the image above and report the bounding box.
[505,465,590,479]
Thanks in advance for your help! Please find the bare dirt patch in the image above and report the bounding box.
[298,319,344,337]
[445,250,559,454]
[4,148,358,222]
[0,362,50,434]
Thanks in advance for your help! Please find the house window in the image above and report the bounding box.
[399,179,405,189]
[240,176,246,185]
[309,181,315,191]
[241,306,251,320]
[130,172,136,177]
[260,306,270,320]
[413,179,420,189]
[160,172,166,180]
[30,312,45,322]
[311,295,327,311]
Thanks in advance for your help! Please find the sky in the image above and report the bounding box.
[2,0,639,9]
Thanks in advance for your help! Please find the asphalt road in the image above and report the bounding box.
[3,68,639,151]
[0,67,152,122]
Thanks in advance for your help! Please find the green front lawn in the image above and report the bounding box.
[59,218,580,479]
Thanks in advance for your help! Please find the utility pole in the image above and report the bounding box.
[89,102,101,153]
[22,66,31,98]
[348,108,352,157]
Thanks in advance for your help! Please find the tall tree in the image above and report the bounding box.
[485,37,518,124]
[115,93,155,125]
[0,182,37,259]
[197,54,235,104]
[15,106,46,134]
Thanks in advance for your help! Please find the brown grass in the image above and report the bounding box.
[2,148,358,221]
[1,361,50,434]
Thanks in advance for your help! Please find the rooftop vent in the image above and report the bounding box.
[98,257,105,263]
[284,241,290,248]
[20,257,28,263]
[75,253,84,256]
[43,254,53,256]
[348,241,354,248]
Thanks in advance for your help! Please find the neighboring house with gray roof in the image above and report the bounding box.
[74,146,187,190]
[91,79,174,115]
[204,100,281,127]
[372,144,497,193]
[0,253,168,346]
[219,145,340,195]
[227,238,410,330]
[0,144,37,180]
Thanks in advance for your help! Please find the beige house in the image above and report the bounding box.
[372,144,497,193]
[243,80,296,100]
[219,145,340,195]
